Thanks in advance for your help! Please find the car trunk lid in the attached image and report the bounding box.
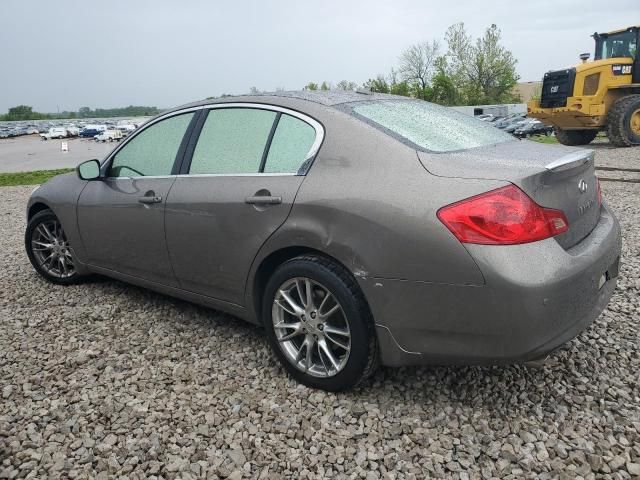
[417,140,600,249]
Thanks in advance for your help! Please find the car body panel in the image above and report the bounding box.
[417,141,601,249]
[28,173,91,275]
[77,177,178,285]
[360,203,620,365]
[26,91,623,368]
[165,174,305,305]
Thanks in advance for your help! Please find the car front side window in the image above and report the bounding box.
[109,112,194,178]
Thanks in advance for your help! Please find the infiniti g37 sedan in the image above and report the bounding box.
[25,91,621,391]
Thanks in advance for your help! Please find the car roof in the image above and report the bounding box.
[165,90,414,115]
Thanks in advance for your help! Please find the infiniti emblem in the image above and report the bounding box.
[578,179,588,194]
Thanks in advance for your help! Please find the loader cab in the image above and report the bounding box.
[593,26,640,82]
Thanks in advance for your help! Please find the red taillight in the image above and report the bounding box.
[437,185,569,245]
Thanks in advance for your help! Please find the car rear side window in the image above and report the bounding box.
[189,108,276,174]
[351,100,514,153]
[109,113,194,177]
[264,114,316,173]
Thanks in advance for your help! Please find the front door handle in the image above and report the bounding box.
[139,195,162,204]
[245,195,282,205]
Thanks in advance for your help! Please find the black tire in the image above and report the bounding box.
[25,209,84,285]
[262,254,378,391]
[607,94,640,147]
[554,127,598,146]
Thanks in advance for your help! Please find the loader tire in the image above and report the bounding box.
[554,128,598,146]
[607,94,640,147]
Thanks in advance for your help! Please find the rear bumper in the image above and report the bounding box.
[362,204,622,367]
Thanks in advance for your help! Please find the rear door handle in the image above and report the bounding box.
[138,195,162,204]
[245,195,282,205]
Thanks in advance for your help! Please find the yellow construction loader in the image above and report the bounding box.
[528,25,639,146]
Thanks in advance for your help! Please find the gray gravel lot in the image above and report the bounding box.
[1,148,639,479]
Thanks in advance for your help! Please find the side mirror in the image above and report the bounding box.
[77,159,101,180]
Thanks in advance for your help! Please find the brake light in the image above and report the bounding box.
[437,185,569,245]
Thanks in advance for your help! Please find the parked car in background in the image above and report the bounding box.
[514,120,554,138]
[40,127,68,140]
[504,119,529,134]
[94,129,123,142]
[80,125,107,138]
[66,127,80,137]
[25,91,621,391]
[476,114,495,121]
[116,123,137,135]
[494,113,526,129]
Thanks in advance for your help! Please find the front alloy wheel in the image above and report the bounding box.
[25,209,82,284]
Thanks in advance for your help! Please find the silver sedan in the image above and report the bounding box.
[25,91,621,391]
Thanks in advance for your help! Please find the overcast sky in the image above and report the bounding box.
[0,0,637,112]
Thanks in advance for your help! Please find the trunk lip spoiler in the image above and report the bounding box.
[545,150,594,172]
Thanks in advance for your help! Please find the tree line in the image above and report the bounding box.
[0,105,161,121]
[280,23,520,106]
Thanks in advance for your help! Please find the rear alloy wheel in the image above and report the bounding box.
[263,255,378,391]
[25,209,83,285]
[554,127,598,146]
[607,94,640,147]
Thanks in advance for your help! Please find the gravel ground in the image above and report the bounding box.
[1,148,639,479]
[592,142,640,171]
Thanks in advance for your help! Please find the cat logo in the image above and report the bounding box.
[612,64,633,76]
[550,85,559,93]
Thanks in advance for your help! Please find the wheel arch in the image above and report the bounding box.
[28,202,52,220]
[249,245,367,326]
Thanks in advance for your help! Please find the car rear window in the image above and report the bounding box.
[350,100,514,153]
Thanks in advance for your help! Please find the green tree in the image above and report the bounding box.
[304,82,319,91]
[387,70,411,97]
[424,57,458,105]
[78,107,92,117]
[6,105,36,120]
[320,81,330,90]
[362,75,390,93]
[398,40,440,100]
[445,23,520,105]
[336,80,357,91]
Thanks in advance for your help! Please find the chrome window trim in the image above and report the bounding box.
[101,102,325,178]
[104,175,176,181]
[176,172,298,178]
[104,173,298,181]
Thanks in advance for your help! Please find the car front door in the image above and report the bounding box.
[77,111,197,286]
[164,105,322,305]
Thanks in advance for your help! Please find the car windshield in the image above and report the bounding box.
[350,100,514,153]
[599,31,637,59]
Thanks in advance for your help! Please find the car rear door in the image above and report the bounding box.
[77,110,198,286]
[164,104,323,305]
